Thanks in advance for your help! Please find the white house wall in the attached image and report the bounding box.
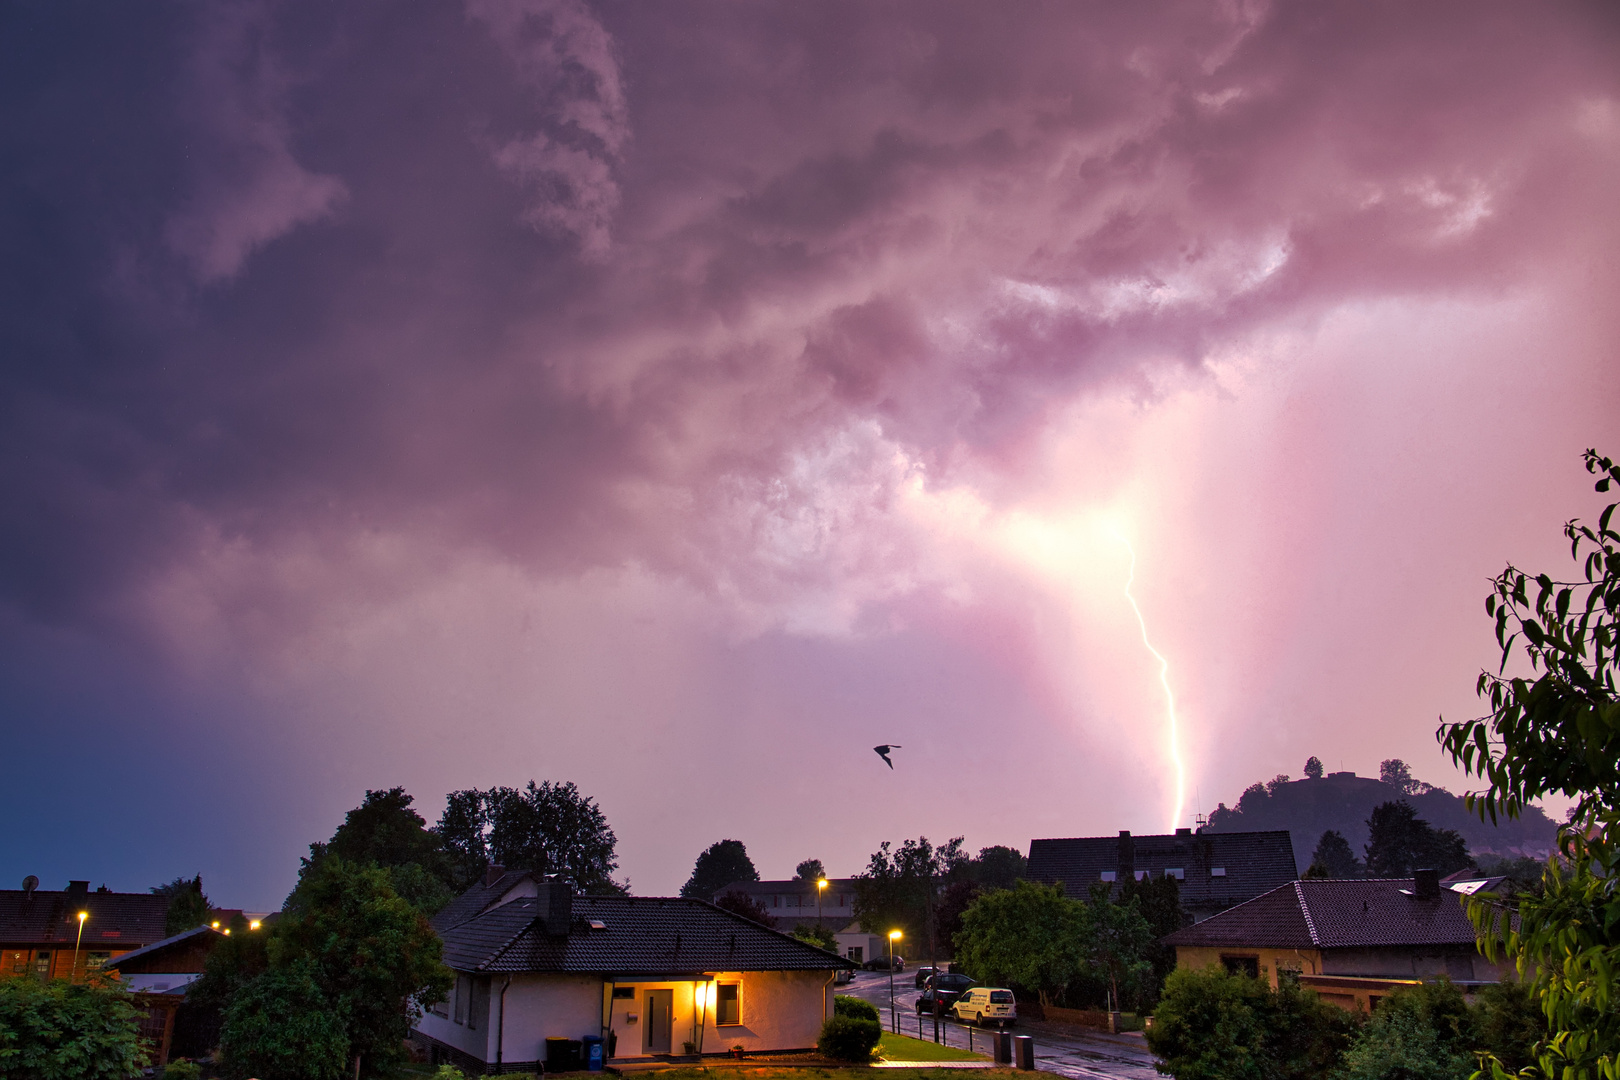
[604,970,832,1058]
[497,974,603,1066]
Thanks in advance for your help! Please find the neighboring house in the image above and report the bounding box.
[1161,870,1512,1012]
[414,868,853,1072]
[105,926,229,1066]
[832,928,898,967]
[711,878,857,934]
[0,878,169,981]
[1027,828,1298,922]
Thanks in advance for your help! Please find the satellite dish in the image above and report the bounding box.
[22,876,38,893]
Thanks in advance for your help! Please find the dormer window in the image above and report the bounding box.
[1166,868,1185,880]
[1211,867,1227,877]
[1100,871,1116,882]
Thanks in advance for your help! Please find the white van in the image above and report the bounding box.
[949,987,1017,1028]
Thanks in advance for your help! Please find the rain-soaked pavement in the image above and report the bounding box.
[840,970,1162,1080]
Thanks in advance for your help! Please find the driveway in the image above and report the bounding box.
[838,971,1162,1080]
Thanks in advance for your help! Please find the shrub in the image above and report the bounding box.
[219,959,350,1080]
[1146,965,1358,1080]
[0,975,146,1080]
[817,1015,882,1062]
[1471,980,1545,1073]
[1335,979,1478,1080]
[432,1067,465,1080]
[834,995,879,1022]
[164,1061,204,1080]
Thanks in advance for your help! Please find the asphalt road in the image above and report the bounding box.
[839,970,1163,1080]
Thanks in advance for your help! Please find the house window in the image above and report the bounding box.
[1277,964,1302,987]
[613,986,635,999]
[848,947,863,963]
[35,952,50,975]
[1135,870,1150,881]
[453,975,470,1025]
[1166,868,1185,880]
[1211,867,1227,877]
[87,952,110,970]
[1099,871,1116,882]
[715,983,741,1026]
[1221,955,1260,979]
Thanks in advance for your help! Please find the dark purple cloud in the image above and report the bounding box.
[1,0,1617,902]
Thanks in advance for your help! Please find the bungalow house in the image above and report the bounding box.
[414,869,853,1073]
[711,878,857,935]
[1028,828,1298,922]
[1,878,169,981]
[1160,869,1512,1012]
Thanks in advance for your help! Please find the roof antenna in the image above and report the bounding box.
[1195,789,1206,830]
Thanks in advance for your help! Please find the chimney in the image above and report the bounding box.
[1175,828,1192,837]
[1117,831,1134,883]
[66,880,90,904]
[536,880,573,937]
[1413,869,1440,900]
[484,864,506,888]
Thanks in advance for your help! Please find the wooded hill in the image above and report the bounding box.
[1203,765,1558,872]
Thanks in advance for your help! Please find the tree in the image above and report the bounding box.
[935,879,983,950]
[188,911,271,1017]
[0,975,146,1080]
[1266,774,1291,796]
[297,788,456,914]
[1379,758,1416,794]
[1117,873,1187,1001]
[971,845,1028,889]
[795,859,826,882]
[952,881,1089,1009]
[152,874,211,937]
[853,836,968,955]
[1304,756,1325,780]
[218,959,350,1080]
[276,856,453,1079]
[682,840,759,899]
[1363,801,1473,877]
[434,788,489,890]
[1307,830,1364,878]
[439,781,623,894]
[1436,448,1620,1080]
[791,922,837,951]
[713,889,775,927]
[1084,883,1157,1012]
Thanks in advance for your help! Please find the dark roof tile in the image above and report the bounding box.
[0,889,169,947]
[1163,878,1485,950]
[440,894,854,975]
[1028,830,1297,910]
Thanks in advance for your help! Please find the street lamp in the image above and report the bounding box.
[887,930,902,1034]
[816,878,828,932]
[72,911,88,982]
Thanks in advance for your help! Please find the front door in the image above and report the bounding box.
[644,990,673,1053]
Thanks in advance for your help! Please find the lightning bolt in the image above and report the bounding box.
[1114,533,1187,831]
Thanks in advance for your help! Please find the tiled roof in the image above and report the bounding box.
[1162,879,1484,950]
[104,926,222,970]
[440,894,856,975]
[431,870,542,934]
[1027,830,1298,910]
[0,888,169,946]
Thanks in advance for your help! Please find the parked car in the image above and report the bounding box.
[913,965,947,989]
[915,972,975,1013]
[862,955,904,971]
[834,968,855,985]
[949,987,1017,1028]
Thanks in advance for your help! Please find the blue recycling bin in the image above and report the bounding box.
[582,1035,604,1072]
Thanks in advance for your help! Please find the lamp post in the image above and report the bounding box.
[816,878,828,932]
[72,911,88,982]
[887,930,902,1034]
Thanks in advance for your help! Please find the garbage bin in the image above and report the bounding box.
[1013,1034,1035,1071]
[582,1035,604,1072]
[546,1037,581,1072]
[994,1031,1012,1065]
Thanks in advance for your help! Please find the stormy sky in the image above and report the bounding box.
[2,1,1617,907]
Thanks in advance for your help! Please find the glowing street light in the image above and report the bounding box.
[887,930,902,1034]
[72,911,88,981]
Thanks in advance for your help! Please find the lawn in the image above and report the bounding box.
[646,1070,1015,1080]
[877,1032,989,1062]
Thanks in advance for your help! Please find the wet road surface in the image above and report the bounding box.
[839,970,1162,1080]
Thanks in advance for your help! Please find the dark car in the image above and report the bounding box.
[913,965,948,989]
[915,972,975,1013]
[862,955,904,971]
